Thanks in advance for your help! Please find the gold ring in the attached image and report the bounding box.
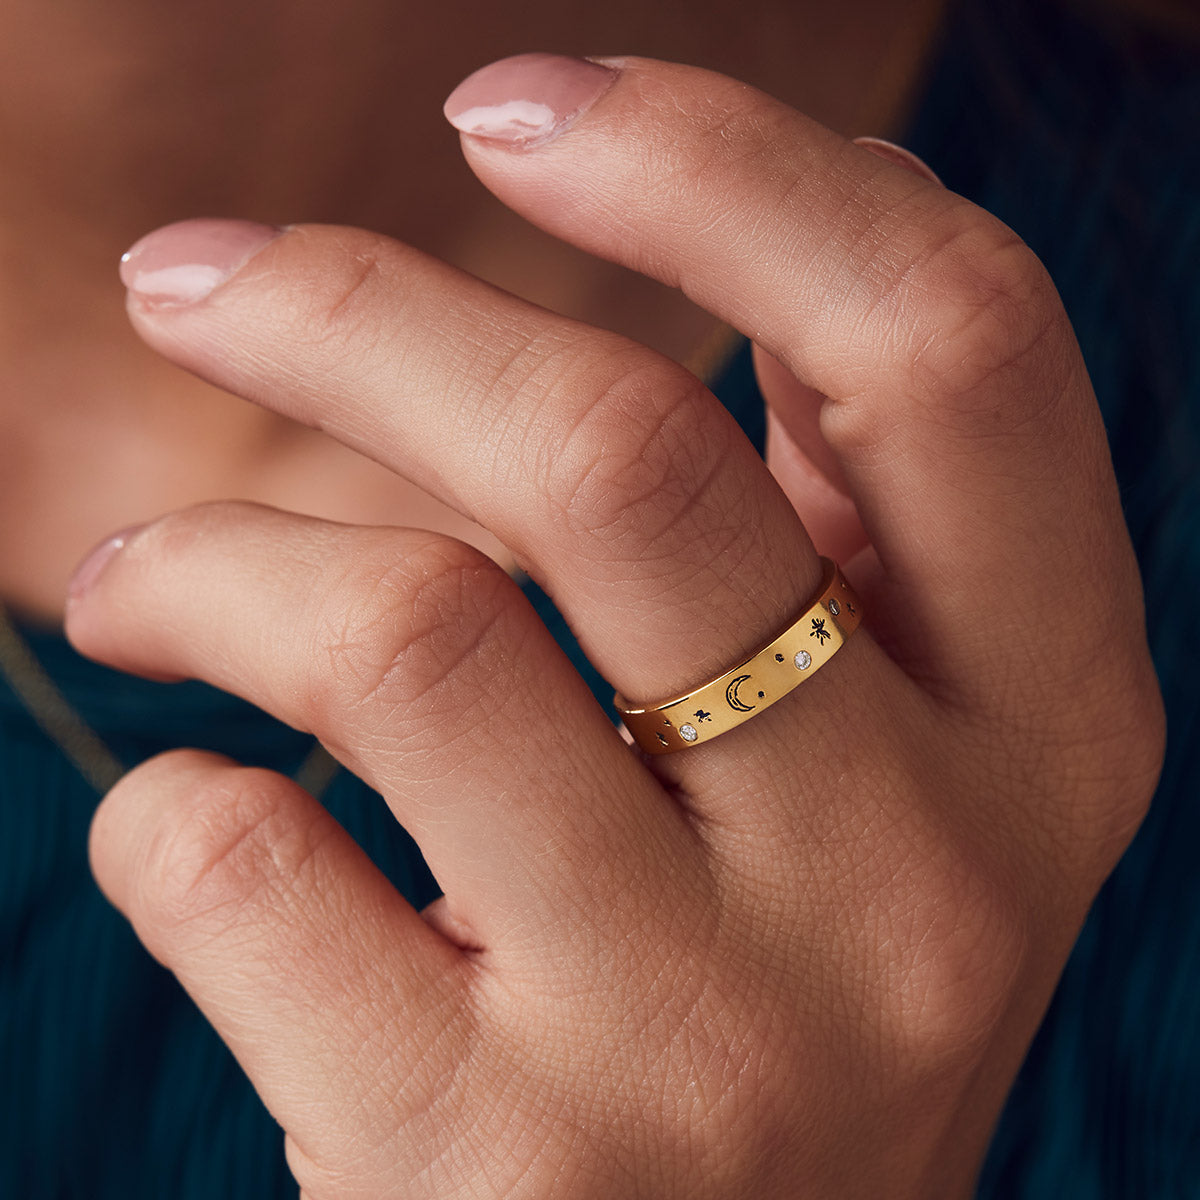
[613,558,862,754]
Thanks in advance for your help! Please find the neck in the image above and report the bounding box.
[0,0,948,622]
[1,0,945,307]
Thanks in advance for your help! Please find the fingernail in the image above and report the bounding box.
[443,53,618,148]
[68,525,146,602]
[120,218,283,307]
[853,137,944,187]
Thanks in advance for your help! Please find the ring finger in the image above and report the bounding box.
[68,503,698,947]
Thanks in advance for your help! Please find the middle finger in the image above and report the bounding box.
[119,219,895,793]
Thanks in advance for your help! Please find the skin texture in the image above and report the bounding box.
[0,0,947,623]
[63,55,1165,1198]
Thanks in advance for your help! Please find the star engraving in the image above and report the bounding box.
[694,709,712,723]
[810,617,832,644]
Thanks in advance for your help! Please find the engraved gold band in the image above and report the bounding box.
[613,558,862,754]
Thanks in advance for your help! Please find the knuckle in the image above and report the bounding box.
[899,215,1072,406]
[1120,678,1168,813]
[1057,670,1166,886]
[304,534,516,736]
[988,638,1166,893]
[878,846,1030,1075]
[541,354,725,554]
[134,757,318,946]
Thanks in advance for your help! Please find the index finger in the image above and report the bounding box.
[446,54,1149,711]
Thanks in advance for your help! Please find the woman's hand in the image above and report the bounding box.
[66,55,1164,1198]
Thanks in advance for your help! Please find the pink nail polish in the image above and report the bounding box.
[853,137,944,187]
[67,525,146,601]
[119,218,282,307]
[443,53,618,148]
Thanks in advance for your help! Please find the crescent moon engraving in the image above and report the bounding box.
[726,674,756,713]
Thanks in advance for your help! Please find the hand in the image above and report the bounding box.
[67,54,1164,1198]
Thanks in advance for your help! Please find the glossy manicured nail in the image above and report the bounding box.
[120,218,283,307]
[444,53,618,147]
[854,137,944,186]
[67,525,146,602]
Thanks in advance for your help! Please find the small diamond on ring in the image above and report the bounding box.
[794,650,812,670]
[680,724,699,742]
[828,599,841,616]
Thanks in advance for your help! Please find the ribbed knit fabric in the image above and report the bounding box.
[0,628,442,1198]
[2,1,1196,1194]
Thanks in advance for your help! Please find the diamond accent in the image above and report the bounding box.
[793,650,812,670]
[828,598,841,616]
[680,724,699,743]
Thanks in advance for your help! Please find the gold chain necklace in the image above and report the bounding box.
[0,602,339,798]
